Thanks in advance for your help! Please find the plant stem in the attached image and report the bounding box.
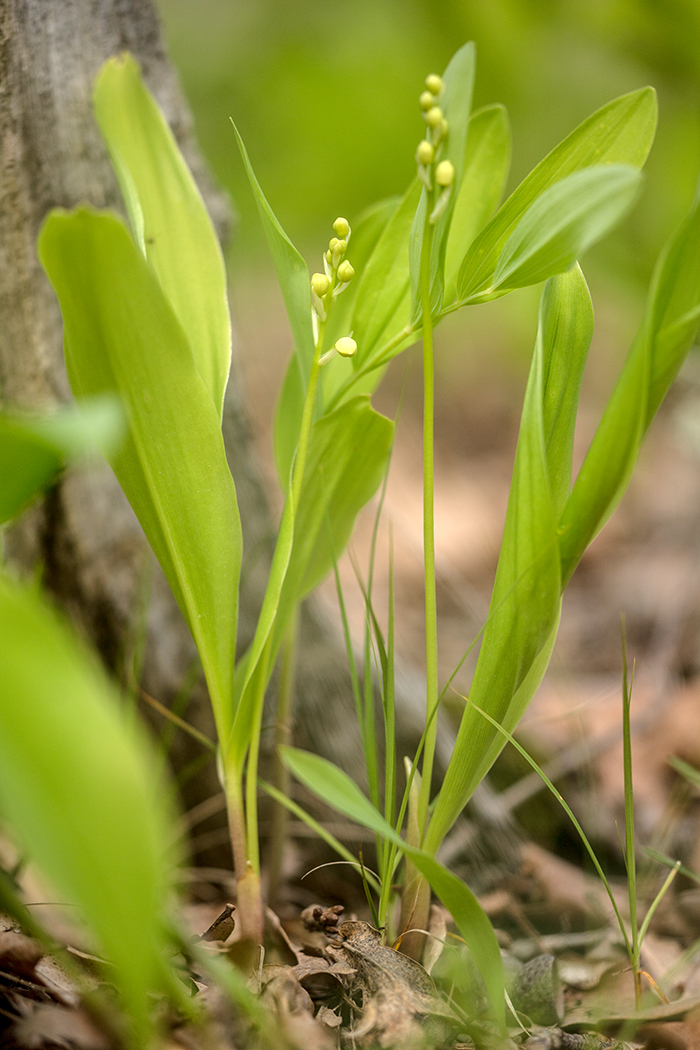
[621,617,641,1007]
[265,609,299,905]
[418,211,439,837]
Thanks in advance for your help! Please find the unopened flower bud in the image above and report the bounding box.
[311,272,331,297]
[425,74,443,96]
[419,90,434,111]
[337,260,354,283]
[333,216,350,238]
[425,106,444,129]
[335,336,357,358]
[435,159,455,187]
[416,140,435,166]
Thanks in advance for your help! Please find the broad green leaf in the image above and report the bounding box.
[409,42,476,323]
[0,397,124,525]
[349,180,421,380]
[492,165,641,291]
[426,295,561,849]
[458,87,657,301]
[232,120,314,483]
[540,266,594,518]
[281,746,505,1028]
[273,397,393,645]
[444,104,511,304]
[94,55,231,416]
[232,398,394,766]
[0,573,178,1042]
[38,208,241,741]
[559,184,700,585]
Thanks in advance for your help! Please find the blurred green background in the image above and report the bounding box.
[157,0,700,281]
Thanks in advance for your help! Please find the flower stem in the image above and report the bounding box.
[418,211,439,837]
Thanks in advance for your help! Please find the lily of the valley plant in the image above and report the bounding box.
[0,39,698,1040]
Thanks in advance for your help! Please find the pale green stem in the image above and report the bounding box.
[265,609,299,905]
[238,290,329,875]
[417,214,439,836]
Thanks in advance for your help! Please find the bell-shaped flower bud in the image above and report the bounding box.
[419,90,435,112]
[311,272,331,297]
[333,216,350,239]
[425,105,444,129]
[425,74,443,96]
[435,160,455,187]
[416,140,435,166]
[337,260,354,283]
[335,336,357,358]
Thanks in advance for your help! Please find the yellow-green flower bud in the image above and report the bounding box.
[419,90,434,111]
[435,159,455,187]
[335,336,357,358]
[311,272,331,297]
[425,105,444,129]
[333,216,350,238]
[416,140,435,166]
[425,74,443,95]
[337,260,354,283]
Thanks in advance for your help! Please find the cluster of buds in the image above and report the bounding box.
[415,73,455,224]
[311,217,357,363]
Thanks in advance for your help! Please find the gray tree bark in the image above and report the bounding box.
[0,0,366,870]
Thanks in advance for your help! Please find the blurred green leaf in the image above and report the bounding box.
[0,397,125,526]
[410,42,476,322]
[444,104,511,304]
[457,87,657,301]
[0,421,61,526]
[281,745,505,1028]
[492,165,642,291]
[559,182,700,584]
[38,208,241,742]
[94,55,231,417]
[0,572,177,1042]
[539,266,594,518]
[426,280,562,849]
[231,120,314,484]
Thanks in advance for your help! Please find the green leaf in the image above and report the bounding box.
[231,120,314,482]
[457,87,657,301]
[539,266,594,518]
[444,104,511,304]
[492,165,641,291]
[0,573,178,1042]
[232,399,393,766]
[558,183,700,585]
[349,180,421,381]
[410,42,476,322]
[94,55,231,417]
[38,208,241,742]
[0,421,62,525]
[281,746,505,1028]
[426,287,562,849]
[273,397,393,643]
[0,397,125,525]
